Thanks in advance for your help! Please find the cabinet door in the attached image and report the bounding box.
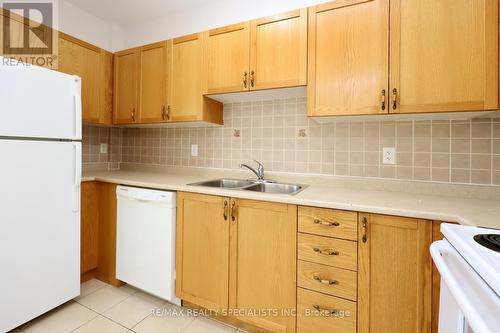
[58,34,102,123]
[170,34,205,122]
[80,182,98,275]
[230,199,297,333]
[207,23,250,94]
[390,0,498,113]
[139,41,170,123]
[114,48,140,124]
[176,192,230,311]
[99,50,114,125]
[250,9,307,90]
[308,0,389,116]
[358,213,432,333]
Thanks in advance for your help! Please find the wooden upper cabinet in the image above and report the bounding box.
[113,48,140,124]
[58,33,103,123]
[390,0,498,113]
[139,41,171,123]
[230,199,297,333]
[207,23,251,94]
[308,0,390,117]
[358,213,432,333]
[250,9,307,90]
[176,192,230,311]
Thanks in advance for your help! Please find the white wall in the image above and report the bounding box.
[58,0,124,51]
[121,0,329,50]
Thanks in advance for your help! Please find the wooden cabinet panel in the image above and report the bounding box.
[297,288,356,333]
[58,33,102,123]
[80,182,98,275]
[298,260,357,301]
[298,206,358,240]
[390,0,498,113]
[176,192,230,311]
[139,41,170,123]
[249,9,307,90]
[298,233,357,271]
[99,50,114,125]
[230,199,296,333]
[207,23,250,94]
[308,0,389,116]
[114,48,139,124]
[358,213,432,333]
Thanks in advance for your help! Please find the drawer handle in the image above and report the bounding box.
[313,247,339,256]
[313,275,338,285]
[314,219,340,227]
[313,305,338,316]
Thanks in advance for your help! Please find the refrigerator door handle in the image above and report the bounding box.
[73,143,81,213]
[73,76,82,140]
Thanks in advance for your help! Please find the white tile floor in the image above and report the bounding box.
[10,279,246,333]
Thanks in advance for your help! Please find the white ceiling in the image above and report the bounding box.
[64,0,213,25]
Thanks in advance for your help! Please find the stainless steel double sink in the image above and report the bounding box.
[187,178,307,195]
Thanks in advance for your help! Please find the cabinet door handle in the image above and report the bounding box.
[167,105,171,120]
[362,217,368,243]
[223,199,229,221]
[380,89,386,111]
[131,108,136,122]
[230,200,237,222]
[392,88,398,110]
[161,106,166,120]
[243,72,248,88]
[250,70,255,88]
[313,275,338,285]
[313,305,339,315]
[314,219,340,227]
[313,247,339,256]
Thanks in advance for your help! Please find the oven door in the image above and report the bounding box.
[430,240,500,333]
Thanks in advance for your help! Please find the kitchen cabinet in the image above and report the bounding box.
[176,192,230,311]
[207,9,307,94]
[139,41,171,123]
[307,0,389,117]
[358,213,432,333]
[390,0,498,113]
[170,34,223,124]
[80,182,99,278]
[113,47,140,124]
[59,33,112,124]
[308,0,498,117]
[176,193,297,332]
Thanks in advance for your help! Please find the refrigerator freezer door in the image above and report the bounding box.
[0,140,81,332]
[0,63,82,140]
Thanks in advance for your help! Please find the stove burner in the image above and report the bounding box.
[474,234,500,253]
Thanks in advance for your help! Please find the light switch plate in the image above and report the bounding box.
[382,147,396,165]
[100,143,108,154]
[191,144,198,157]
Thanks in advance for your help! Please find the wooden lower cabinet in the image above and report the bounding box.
[358,213,432,333]
[80,182,99,277]
[176,193,297,333]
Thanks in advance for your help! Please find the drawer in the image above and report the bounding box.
[298,233,357,271]
[298,206,358,240]
[298,260,357,301]
[297,288,356,333]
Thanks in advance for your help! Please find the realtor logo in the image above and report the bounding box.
[1,0,58,68]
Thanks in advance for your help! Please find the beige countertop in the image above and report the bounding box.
[82,165,500,230]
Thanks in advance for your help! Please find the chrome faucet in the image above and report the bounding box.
[240,160,265,181]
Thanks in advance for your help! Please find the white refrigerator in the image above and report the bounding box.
[0,58,82,332]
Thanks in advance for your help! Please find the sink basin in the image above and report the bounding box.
[243,182,306,195]
[188,178,254,189]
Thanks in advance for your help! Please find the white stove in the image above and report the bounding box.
[431,223,500,333]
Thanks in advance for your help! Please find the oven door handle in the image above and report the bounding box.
[430,240,500,333]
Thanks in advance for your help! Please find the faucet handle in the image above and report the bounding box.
[253,160,264,178]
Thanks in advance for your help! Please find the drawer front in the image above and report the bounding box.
[298,260,357,301]
[298,206,358,240]
[298,233,357,271]
[297,288,356,333]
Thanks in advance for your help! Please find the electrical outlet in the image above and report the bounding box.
[191,144,198,157]
[99,143,108,154]
[382,147,396,165]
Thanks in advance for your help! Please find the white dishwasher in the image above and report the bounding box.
[116,186,180,305]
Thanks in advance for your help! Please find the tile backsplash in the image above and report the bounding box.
[82,125,122,171]
[85,98,500,186]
